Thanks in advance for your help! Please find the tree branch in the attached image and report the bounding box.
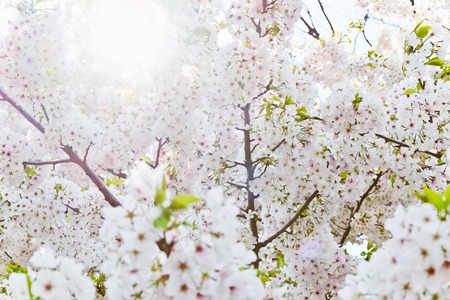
[0,88,122,207]
[300,6,320,40]
[23,159,72,168]
[147,137,169,169]
[317,0,334,34]
[242,103,259,242]
[61,144,122,207]
[0,88,45,133]
[339,171,385,246]
[256,190,319,250]
[271,138,286,152]
[103,168,128,179]
[375,133,443,159]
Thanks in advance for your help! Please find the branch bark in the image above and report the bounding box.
[339,171,385,246]
[241,103,259,243]
[0,88,45,133]
[256,190,319,250]
[0,88,122,207]
[317,0,334,34]
[376,133,443,159]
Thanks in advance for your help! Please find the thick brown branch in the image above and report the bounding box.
[339,171,385,246]
[242,103,258,242]
[256,190,319,250]
[0,88,45,133]
[61,144,122,207]
[1,88,122,207]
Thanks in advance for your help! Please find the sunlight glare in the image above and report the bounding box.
[93,1,167,66]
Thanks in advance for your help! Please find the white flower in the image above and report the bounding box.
[7,273,29,299]
[31,269,70,300]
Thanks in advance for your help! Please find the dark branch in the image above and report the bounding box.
[1,87,122,207]
[271,138,286,152]
[61,144,122,207]
[375,133,443,159]
[256,190,319,250]
[362,11,372,47]
[339,171,385,246]
[317,0,334,34]
[0,88,45,133]
[104,168,128,179]
[375,133,409,148]
[23,159,72,167]
[147,137,169,169]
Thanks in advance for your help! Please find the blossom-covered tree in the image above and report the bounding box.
[1,0,450,299]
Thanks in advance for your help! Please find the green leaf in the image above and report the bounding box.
[425,57,445,67]
[295,106,309,122]
[416,187,446,210]
[413,20,425,32]
[271,25,280,36]
[153,209,171,230]
[25,166,36,178]
[170,194,199,210]
[415,25,431,39]
[154,177,167,206]
[284,95,295,106]
[403,88,416,95]
[352,93,363,110]
[105,177,125,187]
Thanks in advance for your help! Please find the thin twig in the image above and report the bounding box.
[104,168,128,179]
[317,0,334,34]
[23,159,72,167]
[271,138,286,152]
[375,133,443,159]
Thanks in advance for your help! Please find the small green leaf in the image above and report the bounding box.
[105,177,125,187]
[425,57,445,67]
[153,209,171,230]
[170,194,199,210]
[367,62,374,68]
[154,177,167,206]
[295,106,309,122]
[271,25,281,36]
[352,93,363,110]
[415,25,431,39]
[284,95,295,106]
[403,88,416,95]
[413,20,425,32]
[25,166,36,178]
